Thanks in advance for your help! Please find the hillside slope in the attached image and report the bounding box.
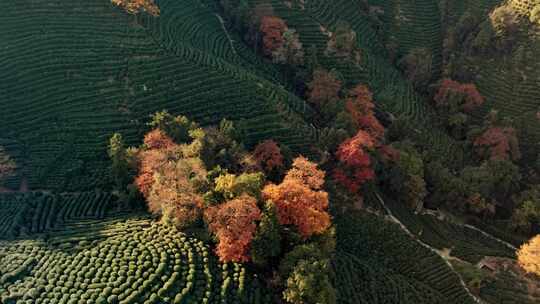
[0,0,317,192]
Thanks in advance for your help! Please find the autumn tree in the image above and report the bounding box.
[434,79,485,138]
[213,172,265,201]
[260,16,287,57]
[473,126,521,162]
[517,235,540,277]
[531,5,540,25]
[262,157,331,238]
[345,84,385,142]
[148,158,206,228]
[204,194,262,262]
[272,29,305,66]
[307,69,343,122]
[111,0,160,16]
[0,147,16,184]
[307,69,342,109]
[252,139,285,179]
[134,129,176,196]
[434,79,484,113]
[489,5,519,52]
[333,130,376,194]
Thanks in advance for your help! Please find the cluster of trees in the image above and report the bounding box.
[259,16,304,66]
[444,4,521,61]
[433,78,484,138]
[472,113,521,163]
[109,111,336,304]
[110,0,160,16]
[0,147,16,185]
[398,47,434,92]
[324,21,361,63]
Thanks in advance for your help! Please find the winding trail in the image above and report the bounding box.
[375,194,485,304]
[215,14,237,55]
[462,223,517,251]
[423,209,517,251]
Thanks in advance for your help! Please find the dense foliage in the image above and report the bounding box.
[111,112,336,303]
[517,235,540,276]
[4,0,540,303]
[111,0,160,15]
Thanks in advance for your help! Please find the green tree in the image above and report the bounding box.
[214,172,265,200]
[325,21,357,59]
[108,133,130,191]
[398,48,433,91]
[283,259,336,304]
[511,185,540,234]
[199,120,246,172]
[147,110,199,144]
[460,160,521,210]
[386,142,427,211]
[251,201,282,267]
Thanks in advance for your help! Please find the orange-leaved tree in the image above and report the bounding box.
[111,0,160,16]
[204,194,262,262]
[333,130,376,193]
[346,84,385,142]
[134,129,206,227]
[260,16,287,56]
[262,157,331,238]
[473,126,520,162]
[517,235,540,276]
[147,158,206,228]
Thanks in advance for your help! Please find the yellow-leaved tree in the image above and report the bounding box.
[517,235,540,276]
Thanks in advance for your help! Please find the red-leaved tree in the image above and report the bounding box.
[434,79,484,113]
[473,127,521,161]
[333,130,376,193]
[262,157,331,238]
[134,129,176,197]
[346,84,385,142]
[204,194,262,262]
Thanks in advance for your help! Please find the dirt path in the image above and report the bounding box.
[215,14,237,55]
[462,223,517,251]
[422,209,517,251]
[375,193,485,304]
